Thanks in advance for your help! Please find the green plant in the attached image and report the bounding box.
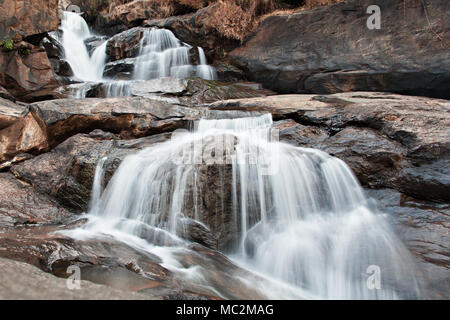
[0,38,14,51]
[18,47,31,56]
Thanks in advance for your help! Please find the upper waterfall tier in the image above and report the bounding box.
[58,12,217,98]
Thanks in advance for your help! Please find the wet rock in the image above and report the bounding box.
[0,257,154,300]
[176,217,218,251]
[0,222,269,299]
[229,0,450,99]
[103,58,136,79]
[366,188,450,299]
[0,172,72,227]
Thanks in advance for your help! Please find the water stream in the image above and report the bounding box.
[71,114,421,299]
[58,11,216,98]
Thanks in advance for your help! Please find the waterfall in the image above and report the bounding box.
[89,157,107,210]
[133,28,216,81]
[196,47,217,80]
[84,114,421,299]
[58,13,217,98]
[60,11,107,82]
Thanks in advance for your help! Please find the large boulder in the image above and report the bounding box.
[209,92,450,202]
[106,27,143,62]
[229,0,450,99]
[0,97,47,163]
[0,49,60,102]
[28,96,201,148]
[0,0,59,43]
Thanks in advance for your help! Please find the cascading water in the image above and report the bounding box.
[58,13,216,98]
[79,113,421,299]
[134,28,216,81]
[60,11,107,82]
[196,47,217,80]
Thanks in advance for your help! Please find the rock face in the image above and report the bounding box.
[0,0,59,42]
[0,49,60,102]
[106,27,143,62]
[0,172,71,227]
[229,0,450,99]
[209,92,450,202]
[10,132,172,212]
[0,98,47,162]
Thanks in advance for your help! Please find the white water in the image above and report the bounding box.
[61,11,107,82]
[79,114,421,299]
[196,47,217,80]
[58,13,216,98]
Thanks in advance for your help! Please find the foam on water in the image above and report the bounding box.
[72,113,421,299]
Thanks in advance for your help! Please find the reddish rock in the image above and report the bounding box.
[0,97,47,162]
[0,0,59,42]
[0,49,60,102]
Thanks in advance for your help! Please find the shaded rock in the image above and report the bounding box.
[84,36,107,55]
[214,61,246,82]
[0,98,47,162]
[0,0,59,42]
[229,0,450,99]
[106,27,143,62]
[176,217,218,251]
[318,127,408,187]
[0,85,15,102]
[274,119,329,147]
[366,188,450,299]
[0,172,72,227]
[103,58,136,79]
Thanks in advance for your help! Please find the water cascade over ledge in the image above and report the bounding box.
[75,114,421,299]
[58,11,217,98]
